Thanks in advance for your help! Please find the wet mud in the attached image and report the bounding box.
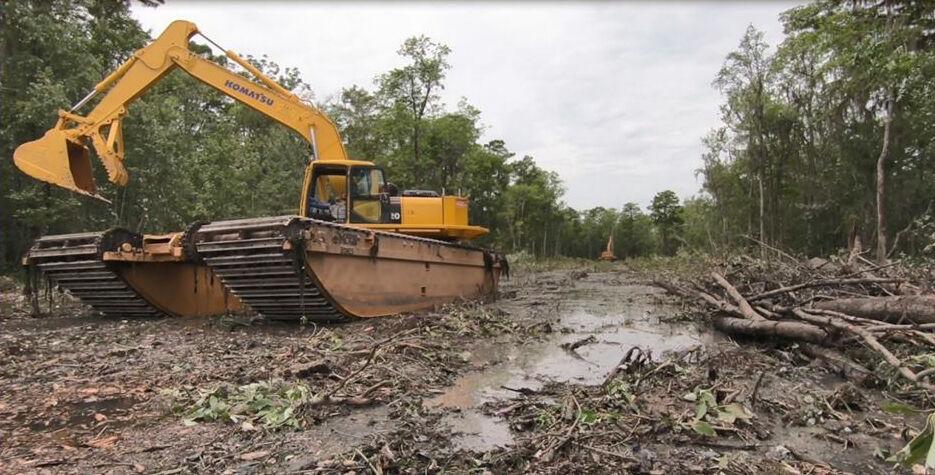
[0,266,924,473]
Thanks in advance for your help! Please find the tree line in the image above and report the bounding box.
[2,1,931,273]
[0,0,684,272]
[694,0,935,262]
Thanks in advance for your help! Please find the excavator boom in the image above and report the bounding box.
[13,20,347,199]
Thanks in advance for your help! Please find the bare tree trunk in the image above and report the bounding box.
[542,227,547,259]
[758,174,766,260]
[875,96,894,264]
[412,127,420,164]
[875,0,896,264]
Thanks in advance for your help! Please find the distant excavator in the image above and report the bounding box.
[599,234,617,261]
[15,20,505,321]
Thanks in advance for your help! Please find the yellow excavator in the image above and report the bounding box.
[14,20,505,321]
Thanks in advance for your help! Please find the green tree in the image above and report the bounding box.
[0,0,151,269]
[714,25,777,249]
[650,190,684,255]
[502,156,564,257]
[681,196,720,252]
[781,0,932,262]
[378,36,451,170]
[615,203,655,258]
[329,85,385,161]
[697,1,935,259]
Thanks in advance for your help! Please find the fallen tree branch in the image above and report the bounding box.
[800,343,874,384]
[865,323,935,332]
[711,272,765,321]
[790,308,935,392]
[840,260,903,279]
[654,280,758,322]
[748,278,905,302]
[740,234,800,264]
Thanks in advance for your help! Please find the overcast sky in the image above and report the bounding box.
[132,1,798,210]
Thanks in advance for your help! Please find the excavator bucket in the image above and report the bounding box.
[13,129,103,200]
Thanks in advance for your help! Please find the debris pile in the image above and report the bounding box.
[343,340,920,473]
[655,254,935,392]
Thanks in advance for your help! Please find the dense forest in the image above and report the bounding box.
[697,1,935,262]
[1,0,933,273]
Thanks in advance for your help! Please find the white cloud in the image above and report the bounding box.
[131,1,796,210]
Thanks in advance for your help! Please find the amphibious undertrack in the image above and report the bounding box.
[26,229,164,317]
[194,216,346,322]
[26,216,505,321]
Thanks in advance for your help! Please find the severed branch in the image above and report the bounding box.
[656,264,935,392]
[711,272,766,321]
[656,279,831,343]
[740,234,800,264]
[654,280,751,321]
[789,308,935,392]
[800,343,874,383]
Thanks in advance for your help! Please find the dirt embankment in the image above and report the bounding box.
[0,265,926,473]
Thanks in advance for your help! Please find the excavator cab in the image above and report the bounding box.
[302,160,487,241]
[305,161,398,225]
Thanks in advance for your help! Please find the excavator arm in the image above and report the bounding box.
[13,20,347,202]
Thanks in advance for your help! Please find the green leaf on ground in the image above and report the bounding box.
[693,420,717,437]
[889,413,935,468]
[881,401,922,415]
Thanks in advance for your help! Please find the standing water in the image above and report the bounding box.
[427,272,716,451]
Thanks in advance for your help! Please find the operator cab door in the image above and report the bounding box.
[306,163,349,222]
[348,166,400,224]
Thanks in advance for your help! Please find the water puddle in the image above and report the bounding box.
[440,410,514,452]
[428,275,716,451]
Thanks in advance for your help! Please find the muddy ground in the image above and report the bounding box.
[0,264,927,473]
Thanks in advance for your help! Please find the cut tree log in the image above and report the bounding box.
[713,316,833,345]
[814,296,935,324]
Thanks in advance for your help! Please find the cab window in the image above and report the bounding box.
[349,167,386,224]
[308,165,348,222]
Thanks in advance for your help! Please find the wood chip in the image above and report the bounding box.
[87,435,119,449]
[240,450,270,461]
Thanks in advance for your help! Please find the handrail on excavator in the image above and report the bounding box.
[12,20,348,202]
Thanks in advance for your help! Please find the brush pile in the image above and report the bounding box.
[656,254,935,392]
